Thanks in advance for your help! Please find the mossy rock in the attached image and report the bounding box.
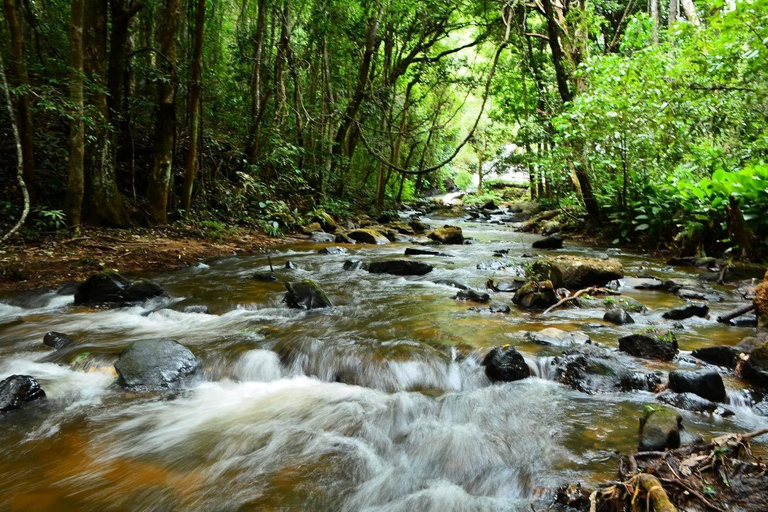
[619,329,678,361]
[347,228,390,245]
[427,225,464,245]
[283,280,333,309]
[530,256,623,290]
[639,405,682,451]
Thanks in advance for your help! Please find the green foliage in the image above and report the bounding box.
[31,207,67,232]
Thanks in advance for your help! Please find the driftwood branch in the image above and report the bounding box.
[543,286,620,315]
[717,303,755,324]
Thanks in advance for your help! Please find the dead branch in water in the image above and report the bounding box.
[542,286,620,315]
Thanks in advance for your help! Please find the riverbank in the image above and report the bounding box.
[0,225,295,294]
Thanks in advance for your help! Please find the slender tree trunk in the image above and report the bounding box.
[331,8,382,172]
[182,0,206,213]
[84,0,130,226]
[541,0,572,104]
[680,0,700,25]
[66,0,85,232]
[146,0,182,225]
[0,53,29,241]
[3,0,35,201]
[669,0,679,25]
[650,0,660,44]
[245,0,268,162]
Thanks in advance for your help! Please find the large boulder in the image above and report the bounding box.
[482,346,530,382]
[512,280,557,309]
[317,246,348,255]
[284,280,333,309]
[114,339,201,392]
[619,329,678,361]
[604,308,634,325]
[668,370,726,402]
[347,229,390,245]
[309,232,336,243]
[742,341,768,388]
[531,256,623,289]
[527,328,590,347]
[301,222,323,234]
[691,346,740,368]
[532,234,563,250]
[312,212,337,233]
[755,271,768,330]
[368,260,433,276]
[657,391,720,414]
[408,219,430,234]
[662,303,709,320]
[74,272,166,306]
[0,375,46,414]
[43,332,73,350]
[427,225,464,245]
[553,345,662,394]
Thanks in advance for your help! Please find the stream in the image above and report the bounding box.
[0,213,765,512]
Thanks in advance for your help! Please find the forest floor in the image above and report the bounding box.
[0,226,296,294]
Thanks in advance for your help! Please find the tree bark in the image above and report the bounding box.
[3,0,35,201]
[245,0,268,162]
[66,0,85,232]
[84,0,130,226]
[669,0,679,25]
[680,0,700,25]
[146,0,182,225]
[541,0,572,104]
[650,0,660,44]
[182,0,206,213]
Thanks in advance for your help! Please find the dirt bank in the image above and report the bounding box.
[0,226,296,294]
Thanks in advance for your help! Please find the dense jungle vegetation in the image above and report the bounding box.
[1,0,767,260]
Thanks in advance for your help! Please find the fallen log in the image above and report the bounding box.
[636,473,677,512]
[717,303,755,324]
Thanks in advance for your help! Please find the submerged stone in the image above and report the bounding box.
[43,331,74,350]
[74,272,166,306]
[662,302,709,320]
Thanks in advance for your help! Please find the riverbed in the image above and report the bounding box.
[0,214,765,512]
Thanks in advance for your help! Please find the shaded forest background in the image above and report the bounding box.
[1,0,767,260]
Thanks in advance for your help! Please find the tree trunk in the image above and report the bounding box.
[650,0,660,44]
[669,0,679,25]
[146,0,182,225]
[541,0,572,104]
[66,0,85,232]
[245,0,268,162]
[680,0,700,25]
[182,0,206,213]
[84,0,130,226]
[3,0,35,201]
[331,8,382,171]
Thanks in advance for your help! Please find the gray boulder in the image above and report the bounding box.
[114,339,201,392]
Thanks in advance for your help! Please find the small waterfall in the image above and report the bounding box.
[526,356,557,381]
[726,389,752,408]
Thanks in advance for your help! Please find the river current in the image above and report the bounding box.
[0,215,765,511]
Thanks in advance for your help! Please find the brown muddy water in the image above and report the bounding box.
[0,214,765,512]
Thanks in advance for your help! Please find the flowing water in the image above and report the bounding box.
[1,215,766,511]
